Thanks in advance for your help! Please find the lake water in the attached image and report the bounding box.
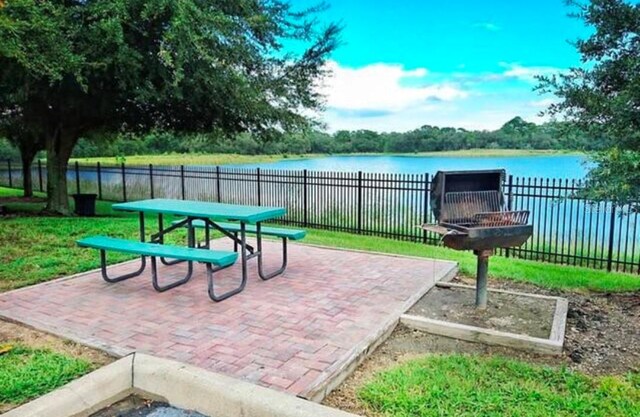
[229,154,590,179]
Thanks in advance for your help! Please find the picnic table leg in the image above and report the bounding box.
[151,219,195,291]
[100,250,146,283]
[206,262,244,301]
[100,211,148,283]
[158,213,187,266]
[207,222,247,301]
[256,222,288,280]
[150,256,193,292]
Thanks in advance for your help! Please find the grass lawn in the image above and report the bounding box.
[358,354,640,417]
[0,344,92,408]
[67,149,580,167]
[1,186,639,292]
[304,230,640,293]
[69,152,310,166]
[0,187,187,291]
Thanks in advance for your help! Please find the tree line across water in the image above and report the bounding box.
[0,116,605,161]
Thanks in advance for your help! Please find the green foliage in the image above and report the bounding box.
[63,117,606,158]
[0,345,91,405]
[358,354,640,417]
[581,148,640,205]
[0,0,340,212]
[538,0,640,204]
[0,138,19,161]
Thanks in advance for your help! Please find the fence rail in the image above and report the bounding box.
[1,159,638,275]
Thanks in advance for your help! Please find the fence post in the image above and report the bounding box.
[121,163,127,202]
[38,159,43,192]
[97,162,103,200]
[180,165,185,200]
[357,171,363,233]
[606,203,616,272]
[303,169,308,227]
[422,173,429,244]
[256,168,261,206]
[149,164,154,199]
[216,166,221,202]
[75,161,80,194]
[505,174,514,258]
[7,159,12,188]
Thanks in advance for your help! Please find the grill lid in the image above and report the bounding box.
[430,170,506,223]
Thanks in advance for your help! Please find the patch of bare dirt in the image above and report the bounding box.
[0,319,113,366]
[324,276,640,416]
[408,284,556,338]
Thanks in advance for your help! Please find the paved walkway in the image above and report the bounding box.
[0,240,456,399]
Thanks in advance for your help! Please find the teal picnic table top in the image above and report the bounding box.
[112,199,286,224]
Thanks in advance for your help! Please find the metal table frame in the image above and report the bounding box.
[105,199,287,301]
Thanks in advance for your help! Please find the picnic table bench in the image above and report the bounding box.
[77,236,238,293]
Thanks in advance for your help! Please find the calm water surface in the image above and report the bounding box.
[229,154,590,179]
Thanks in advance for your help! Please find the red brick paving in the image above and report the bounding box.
[0,240,455,398]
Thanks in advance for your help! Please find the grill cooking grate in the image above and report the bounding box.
[440,190,528,228]
[470,210,530,227]
[442,190,503,223]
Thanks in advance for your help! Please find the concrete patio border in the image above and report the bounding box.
[4,353,361,417]
[400,282,568,355]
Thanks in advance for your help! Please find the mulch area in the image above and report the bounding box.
[324,275,640,416]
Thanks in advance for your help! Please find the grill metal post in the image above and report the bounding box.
[475,249,491,309]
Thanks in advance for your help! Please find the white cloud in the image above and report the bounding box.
[313,61,566,132]
[319,61,468,114]
[499,62,563,82]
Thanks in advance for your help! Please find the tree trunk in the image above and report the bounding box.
[20,155,34,197]
[18,145,38,198]
[45,129,76,215]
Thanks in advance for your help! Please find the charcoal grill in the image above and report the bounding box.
[423,170,533,309]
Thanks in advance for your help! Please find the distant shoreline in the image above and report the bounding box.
[70,149,585,166]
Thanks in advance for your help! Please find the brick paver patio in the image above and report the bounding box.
[0,240,456,399]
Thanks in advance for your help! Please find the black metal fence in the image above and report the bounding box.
[1,159,638,274]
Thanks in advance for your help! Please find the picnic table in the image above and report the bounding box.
[78,199,305,301]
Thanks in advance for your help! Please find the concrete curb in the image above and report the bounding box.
[133,354,359,417]
[3,353,361,417]
[401,283,568,355]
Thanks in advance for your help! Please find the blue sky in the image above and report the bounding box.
[291,0,589,132]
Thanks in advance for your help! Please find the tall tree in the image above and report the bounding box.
[538,0,640,205]
[0,0,339,214]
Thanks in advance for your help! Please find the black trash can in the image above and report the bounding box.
[72,193,97,216]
